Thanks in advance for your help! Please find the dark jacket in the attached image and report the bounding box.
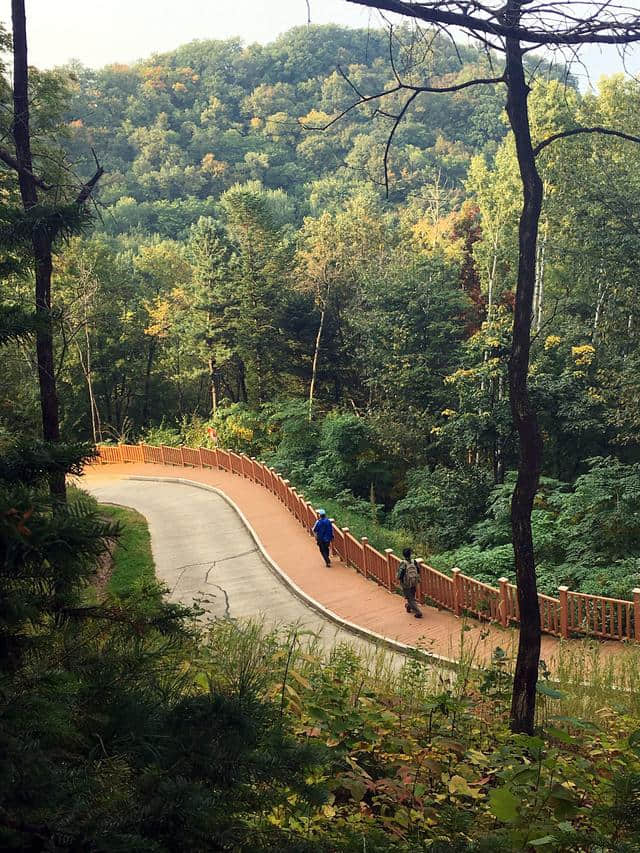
[312,517,334,543]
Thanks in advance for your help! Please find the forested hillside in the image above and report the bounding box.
[63,25,507,230]
[3,25,640,597]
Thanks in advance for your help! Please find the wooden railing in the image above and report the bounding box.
[95,443,640,643]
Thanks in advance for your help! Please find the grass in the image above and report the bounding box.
[98,503,156,597]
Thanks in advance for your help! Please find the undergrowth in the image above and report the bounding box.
[190,617,640,851]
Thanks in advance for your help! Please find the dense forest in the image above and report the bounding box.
[5,8,640,848]
[2,24,640,598]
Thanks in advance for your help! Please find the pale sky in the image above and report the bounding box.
[0,0,635,85]
[0,1,372,67]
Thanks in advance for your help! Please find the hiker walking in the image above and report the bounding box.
[397,547,423,618]
[312,509,333,567]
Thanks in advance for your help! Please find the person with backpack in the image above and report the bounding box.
[312,509,334,567]
[396,547,423,618]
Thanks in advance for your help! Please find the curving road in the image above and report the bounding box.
[86,476,385,652]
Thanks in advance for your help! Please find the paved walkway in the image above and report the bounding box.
[83,475,383,656]
[80,462,621,666]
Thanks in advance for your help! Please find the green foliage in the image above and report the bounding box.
[305,412,392,502]
[186,619,640,851]
[391,464,492,552]
[0,437,96,485]
[0,436,330,851]
[210,403,271,455]
[0,202,94,248]
[263,398,320,474]
[433,461,640,598]
[560,457,640,567]
[0,304,41,345]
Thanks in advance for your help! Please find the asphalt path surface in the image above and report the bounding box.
[86,477,388,654]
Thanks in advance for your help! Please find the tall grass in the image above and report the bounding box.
[195,614,640,726]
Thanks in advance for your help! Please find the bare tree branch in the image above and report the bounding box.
[382,88,420,194]
[534,125,640,156]
[75,148,104,205]
[346,0,640,46]
[302,74,505,133]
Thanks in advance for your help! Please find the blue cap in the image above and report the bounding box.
[317,508,326,515]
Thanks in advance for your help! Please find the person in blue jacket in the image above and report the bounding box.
[312,509,334,567]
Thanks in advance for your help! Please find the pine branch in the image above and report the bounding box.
[0,145,50,190]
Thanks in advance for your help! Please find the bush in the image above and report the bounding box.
[140,418,182,446]
[263,399,320,475]
[391,464,492,552]
[306,412,393,502]
[210,402,271,455]
[559,456,640,567]
[431,543,515,585]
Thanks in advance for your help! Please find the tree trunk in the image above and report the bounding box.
[504,33,544,735]
[76,312,102,444]
[12,0,65,497]
[592,276,606,345]
[309,308,325,421]
[534,219,547,333]
[208,355,218,415]
[141,338,156,426]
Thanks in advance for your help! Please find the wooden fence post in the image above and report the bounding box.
[361,537,369,578]
[415,557,425,603]
[634,588,640,642]
[498,577,509,627]
[342,528,350,564]
[329,518,336,556]
[180,446,185,466]
[385,548,394,590]
[558,586,569,639]
[452,567,462,617]
[198,447,203,468]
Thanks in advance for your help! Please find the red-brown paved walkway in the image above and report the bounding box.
[80,461,621,667]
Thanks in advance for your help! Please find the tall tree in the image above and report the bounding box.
[6,0,103,497]
[344,0,640,733]
[186,217,235,414]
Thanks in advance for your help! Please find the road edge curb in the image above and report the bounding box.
[126,475,459,670]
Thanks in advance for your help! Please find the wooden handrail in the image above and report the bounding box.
[95,443,638,644]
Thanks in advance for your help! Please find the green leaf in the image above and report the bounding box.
[529,836,557,847]
[546,726,572,744]
[536,682,565,699]
[548,784,579,819]
[488,786,520,823]
[448,774,475,797]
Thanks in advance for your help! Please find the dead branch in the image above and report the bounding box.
[534,125,640,156]
[346,0,640,47]
[75,148,104,205]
